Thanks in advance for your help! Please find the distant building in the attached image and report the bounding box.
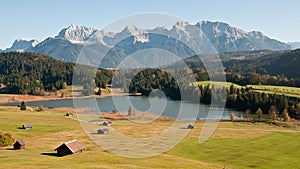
[66,112,73,117]
[102,120,112,126]
[14,140,25,150]
[55,140,84,157]
[187,124,194,129]
[22,124,32,129]
[97,128,109,134]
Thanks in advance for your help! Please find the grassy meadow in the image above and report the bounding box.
[246,85,300,98]
[194,81,242,89]
[195,81,300,99]
[0,106,299,169]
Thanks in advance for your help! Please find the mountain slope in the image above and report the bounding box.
[287,41,300,49]
[4,39,39,52]
[196,21,289,52]
[33,37,83,62]
[169,49,300,81]
[223,49,300,78]
[0,52,74,94]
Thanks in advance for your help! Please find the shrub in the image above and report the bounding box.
[0,132,14,147]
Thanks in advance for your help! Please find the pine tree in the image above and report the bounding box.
[244,109,251,121]
[20,101,26,111]
[268,106,278,122]
[283,109,290,122]
[256,108,263,121]
[230,112,235,121]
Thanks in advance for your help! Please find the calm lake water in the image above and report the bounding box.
[2,96,242,120]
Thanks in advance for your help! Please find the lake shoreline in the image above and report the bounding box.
[0,92,137,105]
[0,92,242,120]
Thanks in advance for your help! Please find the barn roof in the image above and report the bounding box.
[98,128,109,133]
[187,124,194,128]
[23,124,32,128]
[15,140,25,146]
[55,140,83,153]
[101,128,109,132]
[102,120,112,126]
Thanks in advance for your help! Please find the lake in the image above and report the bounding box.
[2,96,242,120]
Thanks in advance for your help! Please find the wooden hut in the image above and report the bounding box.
[187,124,194,129]
[66,112,73,117]
[97,128,109,134]
[14,140,25,150]
[22,124,32,130]
[102,120,112,126]
[55,139,84,157]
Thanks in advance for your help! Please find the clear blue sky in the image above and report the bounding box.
[1,0,299,49]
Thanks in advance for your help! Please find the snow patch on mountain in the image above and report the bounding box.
[4,38,39,52]
[55,24,97,44]
[196,21,247,41]
[118,25,149,43]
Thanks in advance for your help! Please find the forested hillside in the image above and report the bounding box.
[177,49,300,87]
[0,52,74,94]
[0,52,112,95]
[224,49,300,78]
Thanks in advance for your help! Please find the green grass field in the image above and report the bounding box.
[0,106,299,169]
[171,132,300,169]
[194,81,242,88]
[194,81,300,98]
[246,85,300,98]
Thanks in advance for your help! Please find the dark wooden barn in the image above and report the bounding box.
[102,120,112,126]
[22,124,32,129]
[66,112,73,116]
[187,124,194,129]
[97,128,109,134]
[14,140,25,150]
[55,140,84,157]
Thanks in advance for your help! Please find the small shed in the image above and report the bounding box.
[102,120,112,126]
[187,124,194,129]
[14,140,25,150]
[22,124,32,129]
[97,128,109,134]
[55,139,84,157]
[66,112,73,117]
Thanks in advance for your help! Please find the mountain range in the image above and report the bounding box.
[1,21,294,67]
